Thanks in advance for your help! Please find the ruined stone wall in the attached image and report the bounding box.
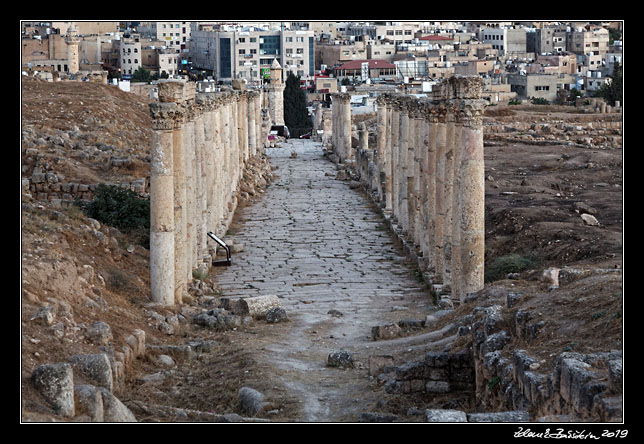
[149,80,267,306]
[329,77,488,304]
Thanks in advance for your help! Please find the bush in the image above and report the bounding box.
[79,184,150,248]
[531,97,549,105]
[485,253,538,283]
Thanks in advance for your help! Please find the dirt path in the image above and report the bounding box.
[210,139,438,422]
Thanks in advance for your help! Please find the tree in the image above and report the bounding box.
[283,72,312,138]
[595,62,623,106]
[131,67,152,83]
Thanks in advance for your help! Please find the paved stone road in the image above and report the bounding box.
[212,138,436,421]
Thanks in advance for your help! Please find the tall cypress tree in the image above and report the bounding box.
[283,72,312,138]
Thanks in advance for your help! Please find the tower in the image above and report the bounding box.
[65,25,80,74]
[265,59,285,126]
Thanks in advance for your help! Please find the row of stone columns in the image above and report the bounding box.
[149,80,265,306]
[348,76,487,303]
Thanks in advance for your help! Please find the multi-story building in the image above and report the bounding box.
[508,73,559,102]
[188,23,315,84]
[478,26,527,58]
[527,26,568,55]
[119,38,142,77]
[567,26,609,57]
[138,21,191,53]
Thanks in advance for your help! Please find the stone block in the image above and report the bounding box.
[425,409,468,422]
[424,351,450,367]
[368,355,394,377]
[467,411,531,422]
[31,363,75,417]
[426,381,450,393]
[97,387,137,422]
[74,384,104,422]
[84,321,113,346]
[558,357,600,411]
[327,350,354,369]
[371,323,402,340]
[395,361,426,380]
[69,353,113,392]
[608,359,622,392]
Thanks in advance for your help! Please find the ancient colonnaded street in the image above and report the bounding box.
[209,137,442,422]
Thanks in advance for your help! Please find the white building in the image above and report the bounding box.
[189,23,314,84]
[119,38,142,77]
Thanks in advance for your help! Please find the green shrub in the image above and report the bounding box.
[485,253,538,283]
[79,184,150,248]
[531,97,549,105]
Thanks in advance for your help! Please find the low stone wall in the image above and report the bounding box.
[381,349,475,396]
[22,175,148,208]
[470,293,623,422]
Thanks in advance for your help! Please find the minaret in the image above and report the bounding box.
[65,25,80,75]
[265,59,285,126]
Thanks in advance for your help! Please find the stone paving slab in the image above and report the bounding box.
[210,138,435,421]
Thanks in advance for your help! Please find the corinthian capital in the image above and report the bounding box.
[149,102,179,130]
[455,99,487,127]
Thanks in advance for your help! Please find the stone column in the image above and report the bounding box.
[149,102,176,306]
[184,109,196,280]
[442,109,456,287]
[390,104,400,221]
[376,98,387,204]
[248,92,257,158]
[398,102,410,233]
[172,104,187,305]
[409,106,422,249]
[434,109,447,283]
[193,109,206,272]
[343,95,352,162]
[450,111,464,302]
[424,106,438,276]
[458,99,487,300]
[384,101,394,212]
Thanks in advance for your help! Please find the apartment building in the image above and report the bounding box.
[188,23,315,84]
[119,38,142,77]
[138,21,191,53]
[526,26,568,55]
[567,27,609,56]
[478,26,528,58]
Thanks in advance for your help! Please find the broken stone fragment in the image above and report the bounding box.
[84,321,113,346]
[31,362,75,417]
[327,350,355,369]
[238,387,271,416]
[580,213,600,226]
[69,353,114,392]
[371,323,402,340]
[265,306,288,323]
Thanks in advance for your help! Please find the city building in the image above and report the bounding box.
[138,21,191,53]
[188,23,314,84]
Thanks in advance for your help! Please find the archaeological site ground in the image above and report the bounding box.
[20,76,623,426]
